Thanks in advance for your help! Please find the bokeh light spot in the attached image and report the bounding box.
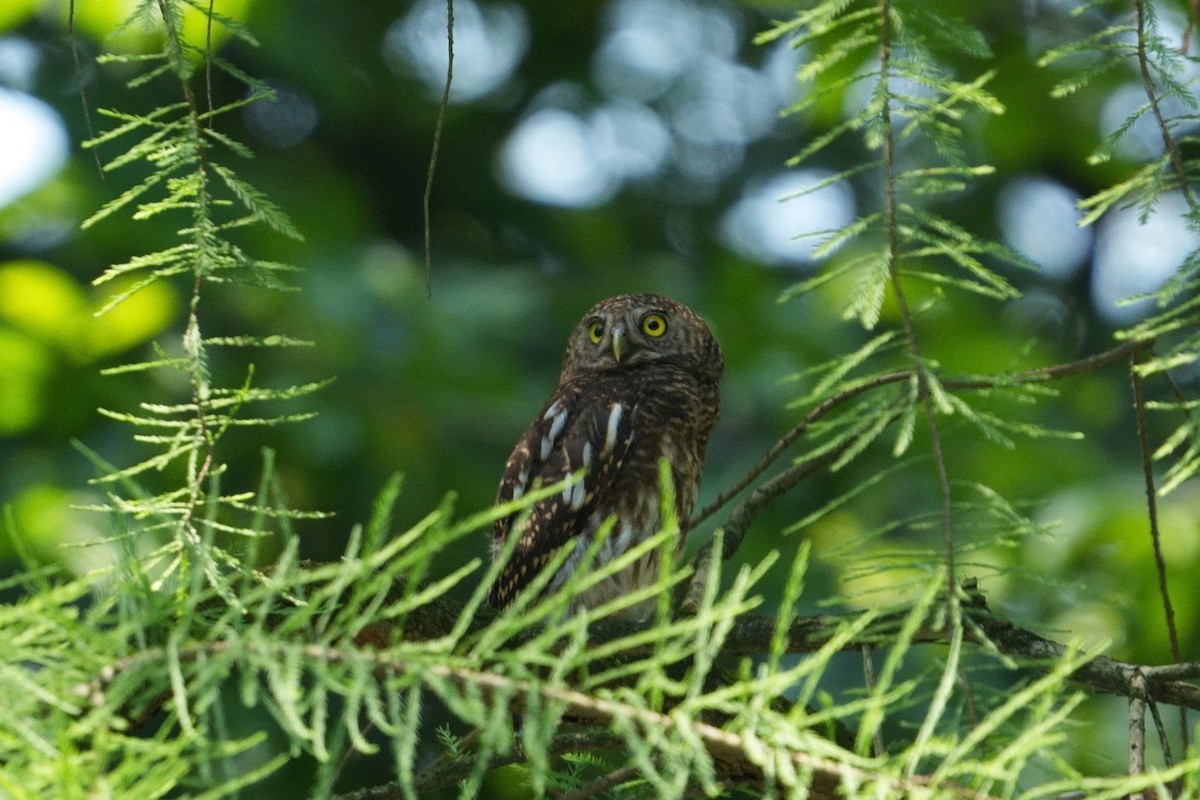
[720,170,857,266]
[592,0,739,101]
[0,88,67,208]
[667,56,777,147]
[498,109,618,208]
[244,81,319,148]
[384,0,529,103]
[589,101,672,181]
[1092,191,1200,324]
[0,36,40,90]
[998,175,1091,280]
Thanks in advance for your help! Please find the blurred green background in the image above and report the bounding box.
[0,0,1197,787]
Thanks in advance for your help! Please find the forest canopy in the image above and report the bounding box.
[0,0,1198,798]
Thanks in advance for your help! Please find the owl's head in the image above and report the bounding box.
[560,294,723,382]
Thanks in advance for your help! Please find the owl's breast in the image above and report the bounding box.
[623,373,717,525]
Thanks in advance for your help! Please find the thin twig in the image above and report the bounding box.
[876,0,957,596]
[68,0,104,176]
[422,0,455,298]
[330,720,377,792]
[1126,30,1200,749]
[778,16,986,763]
[860,645,886,757]
[686,403,907,608]
[1148,694,1176,768]
[692,371,910,527]
[945,337,1152,388]
[1159,367,1195,751]
[688,339,1162,586]
[1130,354,1185,727]
[1134,0,1197,209]
[205,0,215,119]
[1184,0,1200,52]
[693,336,1154,534]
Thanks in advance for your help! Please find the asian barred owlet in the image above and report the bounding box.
[489,294,723,618]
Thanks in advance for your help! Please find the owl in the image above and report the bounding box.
[489,294,723,619]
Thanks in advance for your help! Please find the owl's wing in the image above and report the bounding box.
[490,381,636,609]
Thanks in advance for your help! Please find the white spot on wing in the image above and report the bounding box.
[541,401,568,460]
[582,441,593,469]
[548,407,567,441]
[569,479,585,510]
[603,402,624,453]
[512,466,530,501]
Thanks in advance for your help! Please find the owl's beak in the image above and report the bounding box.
[611,326,627,362]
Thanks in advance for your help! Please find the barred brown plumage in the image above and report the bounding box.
[489,294,723,619]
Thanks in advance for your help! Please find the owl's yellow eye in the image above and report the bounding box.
[640,313,668,337]
[587,320,605,344]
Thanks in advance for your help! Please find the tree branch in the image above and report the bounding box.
[1133,0,1197,210]
[77,580,1200,799]
[692,336,1156,554]
[1131,351,1190,753]
[83,634,992,800]
[691,370,911,528]
[385,663,992,800]
[83,589,1200,727]
[599,598,1200,712]
[686,404,907,608]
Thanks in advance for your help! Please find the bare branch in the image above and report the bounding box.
[1130,671,1147,778]
[686,404,907,608]
[592,598,1200,712]
[1131,351,1190,753]
[691,370,910,528]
